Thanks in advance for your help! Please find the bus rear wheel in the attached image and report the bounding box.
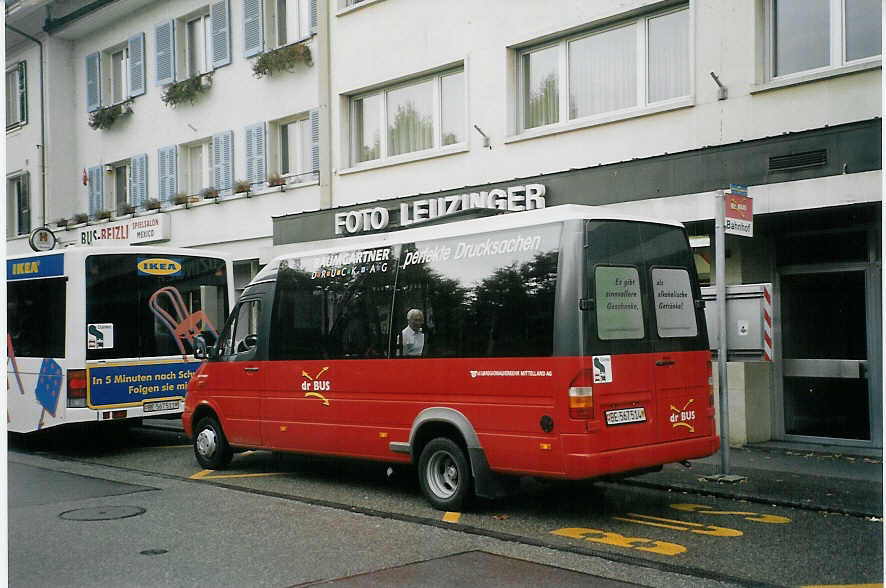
[418,438,472,511]
[193,416,233,470]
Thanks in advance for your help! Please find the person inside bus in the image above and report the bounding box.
[399,308,425,357]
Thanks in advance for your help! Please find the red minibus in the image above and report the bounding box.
[183,205,719,509]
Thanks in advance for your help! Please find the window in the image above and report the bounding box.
[182,140,213,195]
[651,268,697,338]
[185,13,211,77]
[108,47,129,104]
[8,277,66,358]
[350,68,465,165]
[6,62,27,129]
[112,162,130,210]
[85,254,229,360]
[768,0,881,79]
[219,299,261,357]
[275,0,310,46]
[595,266,645,340]
[85,33,145,112]
[518,6,689,132]
[269,110,319,183]
[157,1,231,86]
[7,173,30,237]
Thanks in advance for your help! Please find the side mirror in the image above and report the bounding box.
[194,335,209,360]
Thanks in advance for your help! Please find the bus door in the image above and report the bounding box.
[586,221,711,451]
[204,296,264,447]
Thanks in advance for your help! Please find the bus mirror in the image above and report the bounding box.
[194,335,209,360]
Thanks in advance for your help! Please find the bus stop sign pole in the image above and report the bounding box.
[715,190,731,476]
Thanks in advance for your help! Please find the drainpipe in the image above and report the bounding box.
[6,24,46,228]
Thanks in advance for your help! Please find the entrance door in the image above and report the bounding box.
[779,270,872,442]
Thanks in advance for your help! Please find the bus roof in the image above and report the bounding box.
[6,245,232,263]
[252,204,685,285]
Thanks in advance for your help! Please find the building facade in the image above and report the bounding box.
[6,0,882,449]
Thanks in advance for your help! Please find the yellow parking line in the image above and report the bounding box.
[190,470,282,480]
[442,512,461,523]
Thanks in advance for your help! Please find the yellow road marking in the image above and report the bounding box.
[671,503,791,524]
[442,512,461,523]
[551,527,686,556]
[614,513,742,537]
[190,470,282,480]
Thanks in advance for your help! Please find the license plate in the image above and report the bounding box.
[143,400,180,413]
[605,407,647,426]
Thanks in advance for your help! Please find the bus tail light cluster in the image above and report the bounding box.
[568,369,594,419]
[67,369,87,408]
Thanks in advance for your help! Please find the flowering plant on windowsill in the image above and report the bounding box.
[267,173,286,187]
[252,41,312,78]
[162,72,213,108]
[72,213,89,225]
[88,99,134,130]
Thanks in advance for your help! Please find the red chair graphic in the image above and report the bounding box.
[149,287,218,356]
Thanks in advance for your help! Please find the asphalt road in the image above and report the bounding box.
[8,423,884,587]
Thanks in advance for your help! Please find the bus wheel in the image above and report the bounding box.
[193,416,233,470]
[418,438,472,511]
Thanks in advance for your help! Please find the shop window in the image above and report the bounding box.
[6,172,30,237]
[518,5,689,132]
[6,62,27,129]
[350,68,465,166]
[766,0,881,79]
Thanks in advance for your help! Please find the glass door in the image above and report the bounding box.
[779,270,871,441]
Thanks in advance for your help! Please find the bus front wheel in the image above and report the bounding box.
[193,416,233,470]
[418,438,472,511]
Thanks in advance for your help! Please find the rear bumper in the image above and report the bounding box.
[563,435,720,480]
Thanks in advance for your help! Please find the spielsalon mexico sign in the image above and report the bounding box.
[333,183,548,235]
[72,215,170,246]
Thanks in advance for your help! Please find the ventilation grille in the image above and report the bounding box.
[769,149,828,172]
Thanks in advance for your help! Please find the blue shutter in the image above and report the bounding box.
[86,52,101,112]
[243,0,264,58]
[88,165,103,214]
[212,131,234,192]
[210,0,232,69]
[158,145,178,201]
[128,32,146,97]
[310,109,320,177]
[310,0,318,35]
[129,153,148,207]
[155,20,175,86]
[245,123,266,185]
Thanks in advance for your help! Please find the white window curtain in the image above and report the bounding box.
[569,25,637,119]
[522,46,559,130]
[647,9,690,103]
[386,79,433,157]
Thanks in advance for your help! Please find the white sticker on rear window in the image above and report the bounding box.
[652,268,698,338]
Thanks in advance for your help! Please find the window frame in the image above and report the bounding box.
[181,138,213,196]
[348,67,467,168]
[272,0,311,47]
[514,4,692,137]
[177,9,212,79]
[6,172,30,237]
[763,0,882,83]
[103,43,130,106]
[6,61,27,130]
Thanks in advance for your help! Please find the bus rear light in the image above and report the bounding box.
[67,369,87,408]
[569,386,594,419]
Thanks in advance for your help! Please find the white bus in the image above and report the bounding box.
[7,246,234,433]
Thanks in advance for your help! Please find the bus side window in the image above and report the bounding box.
[219,299,261,359]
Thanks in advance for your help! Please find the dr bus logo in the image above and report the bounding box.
[670,399,696,432]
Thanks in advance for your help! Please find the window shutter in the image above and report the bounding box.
[245,123,266,185]
[210,0,232,69]
[129,153,148,207]
[310,108,320,176]
[310,0,318,35]
[86,52,101,112]
[158,145,178,201]
[155,20,175,86]
[88,165,103,214]
[212,131,234,192]
[243,0,264,58]
[128,32,146,97]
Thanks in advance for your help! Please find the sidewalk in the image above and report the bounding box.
[143,418,883,518]
[627,443,883,519]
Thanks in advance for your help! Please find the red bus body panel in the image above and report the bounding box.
[184,349,718,479]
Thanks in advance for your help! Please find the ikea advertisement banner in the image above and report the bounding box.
[87,360,200,408]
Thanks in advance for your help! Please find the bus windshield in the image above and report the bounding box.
[85,254,228,360]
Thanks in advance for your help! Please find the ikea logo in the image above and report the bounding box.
[10,261,40,276]
[137,258,182,276]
